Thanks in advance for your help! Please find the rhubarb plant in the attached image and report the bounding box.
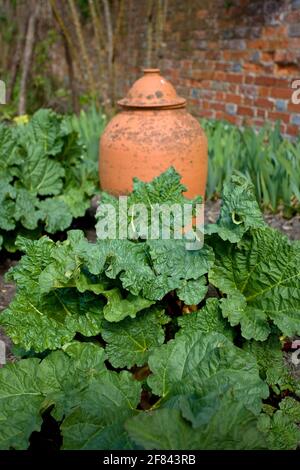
[0,169,300,450]
[0,109,98,251]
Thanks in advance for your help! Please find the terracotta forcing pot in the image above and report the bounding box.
[99,68,208,198]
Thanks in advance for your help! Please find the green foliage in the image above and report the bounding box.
[0,109,98,251]
[258,398,300,450]
[126,400,267,450]
[1,169,300,450]
[66,105,107,175]
[209,227,300,340]
[202,119,300,213]
[206,173,265,242]
[102,307,166,368]
[0,342,141,450]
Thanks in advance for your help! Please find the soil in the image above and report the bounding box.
[0,200,300,365]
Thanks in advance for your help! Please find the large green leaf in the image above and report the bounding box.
[61,371,141,450]
[126,401,266,450]
[147,331,268,414]
[206,174,265,243]
[15,144,65,196]
[0,343,141,450]
[17,109,64,156]
[59,181,95,218]
[0,289,104,352]
[0,182,16,231]
[177,298,233,340]
[14,189,42,230]
[176,277,208,305]
[209,227,300,340]
[101,288,154,322]
[38,198,73,233]
[0,124,21,178]
[34,231,214,304]
[243,335,300,395]
[0,359,44,450]
[6,236,54,295]
[102,307,165,368]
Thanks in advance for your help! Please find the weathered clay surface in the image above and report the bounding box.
[99,69,208,198]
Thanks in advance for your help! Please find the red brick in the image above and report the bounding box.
[288,102,300,113]
[213,102,226,111]
[192,70,214,80]
[215,91,225,100]
[196,9,208,19]
[265,39,289,50]
[199,80,213,89]
[244,97,254,106]
[225,73,244,83]
[263,25,287,37]
[258,86,271,97]
[270,87,293,99]
[207,41,219,49]
[215,62,230,71]
[247,39,266,49]
[252,119,267,127]
[267,111,290,124]
[274,50,299,65]
[238,106,254,116]
[255,76,276,86]
[224,93,242,104]
[286,125,300,137]
[223,50,249,61]
[257,109,266,118]
[205,50,222,60]
[183,59,193,68]
[275,64,300,77]
[213,71,226,80]
[202,100,211,110]
[274,78,293,88]
[190,99,199,107]
[224,113,240,125]
[254,98,274,109]
[198,110,215,118]
[245,75,255,84]
[260,52,274,62]
[243,63,265,73]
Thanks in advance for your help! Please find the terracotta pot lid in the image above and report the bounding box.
[117,68,186,109]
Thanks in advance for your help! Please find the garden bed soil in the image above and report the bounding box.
[0,200,300,365]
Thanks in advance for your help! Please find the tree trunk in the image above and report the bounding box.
[6,3,28,103]
[62,34,79,113]
[102,0,114,104]
[89,0,108,104]
[18,0,40,115]
[68,0,96,98]
[146,0,154,68]
[50,0,82,73]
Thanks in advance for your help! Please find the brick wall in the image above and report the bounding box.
[116,0,300,137]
